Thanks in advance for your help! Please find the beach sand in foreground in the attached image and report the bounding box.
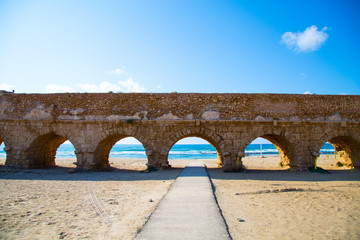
[0,158,182,240]
[207,156,360,240]
[0,156,359,240]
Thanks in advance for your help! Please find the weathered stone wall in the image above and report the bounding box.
[1,93,360,121]
[0,92,359,171]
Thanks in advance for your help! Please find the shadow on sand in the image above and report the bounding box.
[0,165,183,181]
[206,167,360,182]
[0,164,359,182]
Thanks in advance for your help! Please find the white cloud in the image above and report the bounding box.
[303,91,313,95]
[78,78,146,93]
[43,67,146,93]
[106,68,126,75]
[281,25,329,52]
[118,77,146,92]
[0,83,16,92]
[45,84,75,93]
[78,82,120,92]
[99,81,123,92]
[78,83,99,92]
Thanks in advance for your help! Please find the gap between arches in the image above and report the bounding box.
[241,135,291,170]
[94,135,147,171]
[167,137,220,168]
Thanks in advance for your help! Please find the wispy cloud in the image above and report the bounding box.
[45,84,75,93]
[118,77,146,92]
[78,78,146,93]
[281,25,329,52]
[78,82,122,92]
[0,83,16,92]
[303,91,313,94]
[104,67,146,92]
[77,83,98,92]
[42,66,147,93]
[105,68,127,75]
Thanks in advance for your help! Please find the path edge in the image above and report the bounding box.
[135,169,183,237]
[205,165,233,240]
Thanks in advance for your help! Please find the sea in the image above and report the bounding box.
[0,143,335,159]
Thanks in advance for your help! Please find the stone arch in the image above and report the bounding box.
[162,127,226,167]
[93,130,149,170]
[25,132,80,168]
[314,134,360,168]
[261,134,292,166]
[245,128,294,167]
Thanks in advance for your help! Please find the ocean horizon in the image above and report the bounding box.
[0,143,335,159]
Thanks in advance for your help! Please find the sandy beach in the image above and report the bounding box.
[0,156,359,239]
[207,156,360,240]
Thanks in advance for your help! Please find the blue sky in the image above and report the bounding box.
[0,0,359,144]
[0,0,359,95]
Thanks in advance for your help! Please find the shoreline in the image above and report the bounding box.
[0,155,351,171]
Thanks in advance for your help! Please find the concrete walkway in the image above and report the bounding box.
[135,162,231,240]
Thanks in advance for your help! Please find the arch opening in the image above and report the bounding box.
[314,142,338,170]
[317,136,360,169]
[168,137,221,168]
[55,140,77,168]
[94,136,147,170]
[243,135,291,170]
[26,132,76,168]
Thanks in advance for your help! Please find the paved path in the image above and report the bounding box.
[135,162,231,240]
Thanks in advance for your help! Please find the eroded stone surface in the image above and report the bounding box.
[202,111,220,120]
[1,92,359,121]
[0,92,359,171]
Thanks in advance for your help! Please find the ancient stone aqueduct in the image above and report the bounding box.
[0,92,359,171]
